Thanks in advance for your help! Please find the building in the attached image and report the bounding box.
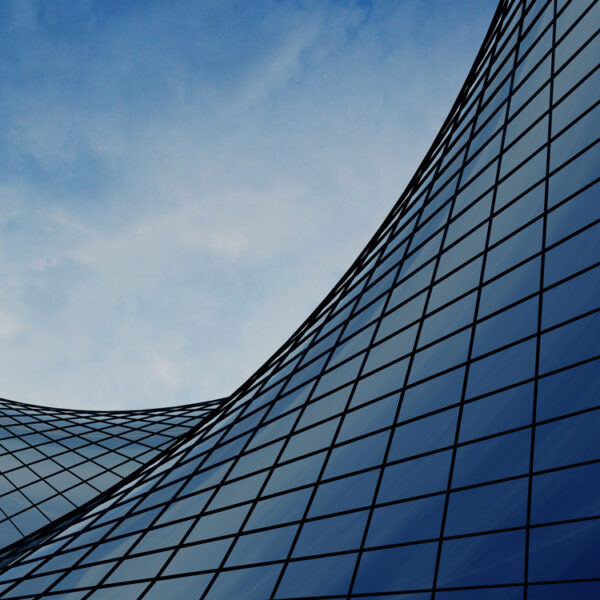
[0,399,223,550]
[0,0,599,597]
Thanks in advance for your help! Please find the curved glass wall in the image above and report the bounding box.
[0,0,599,597]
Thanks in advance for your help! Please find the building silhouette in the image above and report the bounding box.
[1,0,599,597]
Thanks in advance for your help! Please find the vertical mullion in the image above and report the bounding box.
[267,182,425,600]
[524,0,556,597]
[430,0,526,596]
[194,235,383,600]
[343,5,512,599]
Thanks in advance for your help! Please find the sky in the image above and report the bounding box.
[0,0,497,410]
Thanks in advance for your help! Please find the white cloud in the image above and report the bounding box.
[0,0,497,409]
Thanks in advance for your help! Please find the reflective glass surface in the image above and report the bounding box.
[0,0,599,598]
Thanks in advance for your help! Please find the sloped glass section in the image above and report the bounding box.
[0,0,599,597]
[0,398,222,550]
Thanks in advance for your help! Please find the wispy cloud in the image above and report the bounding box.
[0,0,496,409]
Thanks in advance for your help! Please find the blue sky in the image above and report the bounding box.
[0,0,496,409]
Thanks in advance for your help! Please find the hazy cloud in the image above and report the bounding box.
[0,0,496,409]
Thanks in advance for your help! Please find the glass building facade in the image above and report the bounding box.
[0,0,599,596]
[0,399,223,551]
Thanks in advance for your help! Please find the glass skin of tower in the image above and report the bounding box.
[0,399,223,552]
[0,0,600,597]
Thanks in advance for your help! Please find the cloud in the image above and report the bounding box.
[0,0,497,409]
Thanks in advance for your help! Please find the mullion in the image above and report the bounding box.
[225,210,402,596]
[1,0,598,595]
[0,403,221,572]
[525,0,556,595]
[430,0,526,595]
[133,253,365,598]
[346,5,508,594]
[268,82,464,596]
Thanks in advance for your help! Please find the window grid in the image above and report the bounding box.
[0,0,599,597]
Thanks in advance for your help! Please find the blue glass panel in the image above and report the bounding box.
[37,548,87,575]
[188,505,250,542]
[466,340,537,399]
[133,520,190,554]
[313,355,364,397]
[379,292,427,339]
[452,429,531,487]
[445,192,493,247]
[529,519,600,581]
[265,452,326,495]
[537,359,600,420]
[246,413,295,450]
[409,330,471,383]
[411,204,451,251]
[528,582,600,599]
[544,222,600,286]
[265,386,310,422]
[275,554,356,598]
[366,495,445,546]
[353,543,437,593]
[542,265,600,329]
[496,149,546,210]
[388,265,435,312]
[555,0,598,49]
[352,359,409,407]
[455,160,497,216]
[485,220,543,281]
[553,62,600,133]
[245,488,312,530]
[437,225,487,279]
[206,565,281,600]
[554,33,600,98]
[226,525,298,566]
[324,431,388,478]
[459,383,533,442]
[445,478,528,535]
[505,85,549,147]
[106,551,171,583]
[81,535,140,565]
[299,385,350,427]
[546,179,600,246]
[284,354,328,393]
[540,310,600,374]
[429,258,482,311]
[377,450,452,503]
[437,530,525,587]
[501,117,548,177]
[511,57,551,117]
[420,294,477,348]
[166,539,231,573]
[534,409,600,470]
[209,472,267,510]
[144,575,212,600]
[399,367,465,421]
[490,183,544,243]
[309,470,378,517]
[229,441,284,479]
[473,298,539,357]
[551,103,600,171]
[281,419,340,462]
[330,327,373,368]
[339,394,398,442]
[548,141,600,207]
[388,408,458,461]
[293,510,368,557]
[364,325,418,373]
[531,462,600,524]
